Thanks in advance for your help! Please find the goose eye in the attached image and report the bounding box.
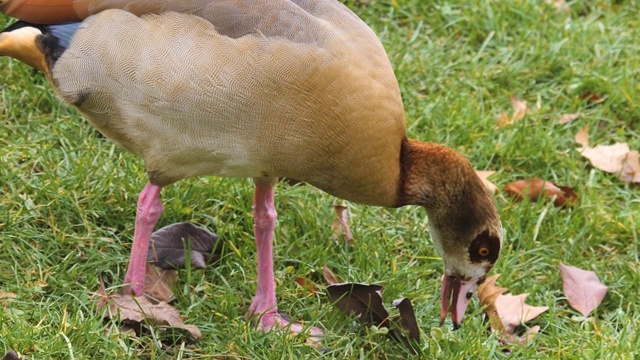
[469,230,500,264]
[478,246,490,257]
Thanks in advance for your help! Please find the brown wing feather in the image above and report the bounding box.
[0,0,78,23]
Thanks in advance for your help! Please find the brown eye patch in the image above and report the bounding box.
[469,230,500,264]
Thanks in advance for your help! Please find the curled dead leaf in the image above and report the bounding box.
[390,298,420,352]
[148,222,221,269]
[327,283,420,353]
[323,265,342,285]
[0,291,17,307]
[496,96,528,128]
[2,350,21,360]
[559,263,608,317]
[575,126,640,183]
[505,178,577,207]
[476,170,499,193]
[97,277,201,342]
[331,205,353,245]
[477,274,548,345]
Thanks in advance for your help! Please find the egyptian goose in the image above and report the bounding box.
[0,0,502,334]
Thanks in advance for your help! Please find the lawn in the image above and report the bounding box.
[1,0,639,358]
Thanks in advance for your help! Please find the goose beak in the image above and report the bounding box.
[440,275,478,329]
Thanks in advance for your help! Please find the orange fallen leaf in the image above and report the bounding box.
[331,205,353,245]
[478,274,548,345]
[505,178,577,207]
[294,276,319,297]
[476,170,499,193]
[575,126,640,183]
[559,263,608,317]
[580,92,604,104]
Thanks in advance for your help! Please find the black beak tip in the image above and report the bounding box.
[453,322,461,330]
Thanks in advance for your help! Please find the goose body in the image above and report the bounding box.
[1,0,503,335]
[53,7,404,205]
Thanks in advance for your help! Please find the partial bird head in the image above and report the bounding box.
[0,20,79,78]
[400,139,503,328]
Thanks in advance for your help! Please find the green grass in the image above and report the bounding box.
[1,0,639,358]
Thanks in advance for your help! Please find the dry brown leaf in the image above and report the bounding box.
[331,205,353,245]
[0,291,17,307]
[547,0,569,12]
[496,96,528,128]
[148,222,221,269]
[97,278,201,340]
[496,112,511,128]
[143,264,177,303]
[559,263,608,317]
[494,293,548,333]
[323,265,342,285]
[575,125,589,148]
[511,96,528,122]
[500,325,541,346]
[580,92,604,104]
[505,178,577,207]
[476,170,498,193]
[558,113,580,124]
[327,283,420,353]
[575,126,640,183]
[2,350,21,360]
[478,274,548,344]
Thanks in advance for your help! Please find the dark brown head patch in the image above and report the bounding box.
[468,230,500,264]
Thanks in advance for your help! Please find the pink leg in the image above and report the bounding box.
[123,182,164,295]
[247,177,323,343]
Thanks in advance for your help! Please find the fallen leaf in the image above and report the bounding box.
[390,298,420,352]
[97,277,201,341]
[294,276,319,297]
[2,350,21,360]
[148,222,221,269]
[580,92,604,104]
[547,0,569,12]
[558,113,580,124]
[323,265,342,285]
[494,293,548,333]
[496,112,511,128]
[478,274,548,344]
[505,178,577,207]
[0,291,17,307]
[476,170,498,193]
[327,283,388,327]
[496,96,528,128]
[500,325,541,346]
[559,263,608,317]
[143,263,177,303]
[575,126,640,183]
[327,283,420,353]
[331,205,353,245]
[511,96,528,122]
[575,125,589,148]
